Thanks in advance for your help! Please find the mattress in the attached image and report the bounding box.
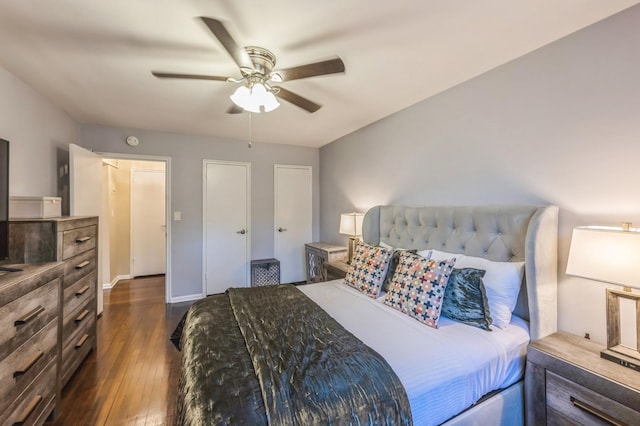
[300,280,530,426]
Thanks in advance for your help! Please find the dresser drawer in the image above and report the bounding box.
[61,225,97,260]
[546,370,640,425]
[0,319,58,416]
[0,278,59,361]
[63,249,96,288]
[62,300,95,348]
[63,271,96,315]
[0,358,57,426]
[61,317,95,386]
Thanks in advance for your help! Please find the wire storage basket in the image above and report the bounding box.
[250,258,280,287]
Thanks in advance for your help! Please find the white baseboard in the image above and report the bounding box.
[170,293,204,304]
[103,274,133,290]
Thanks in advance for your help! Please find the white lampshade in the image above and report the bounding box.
[339,212,364,237]
[261,90,280,112]
[566,226,640,289]
[230,83,280,113]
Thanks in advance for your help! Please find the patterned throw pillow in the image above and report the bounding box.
[442,268,492,331]
[344,241,394,298]
[382,249,417,292]
[382,251,456,328]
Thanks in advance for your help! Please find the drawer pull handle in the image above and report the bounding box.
[570,396,624,426]
[14,306,45,326]
[76,236,91,243]
[13,394,42,425]
[75,333,89,349]
[76,285,90,296]
[13,351,43,378]
[75,309,90,323]
[75,260,91,269]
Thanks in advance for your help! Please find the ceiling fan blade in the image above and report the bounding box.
[226,105,244,114]
[274,87,321,113]
[151,71,229,81]
[200,17,254,71]
[276,57,345,82]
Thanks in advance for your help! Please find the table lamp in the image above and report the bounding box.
[339,212,364,264]
[566,223,640,370]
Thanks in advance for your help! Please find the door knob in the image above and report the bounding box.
[237,229,246,235]
[278,227,287,232]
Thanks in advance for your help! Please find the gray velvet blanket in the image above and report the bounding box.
[177,284,412,425]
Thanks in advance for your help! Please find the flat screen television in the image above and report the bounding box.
[0,138,9,262]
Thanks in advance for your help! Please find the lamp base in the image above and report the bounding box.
[601,346,640,372]
[346,237,359,265]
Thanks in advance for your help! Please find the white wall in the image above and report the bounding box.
[0,66,77,197]
[79,124,320,300]
[320,5,640,345]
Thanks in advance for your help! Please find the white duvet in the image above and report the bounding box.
[299,280,530,426]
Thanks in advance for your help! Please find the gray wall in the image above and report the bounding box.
[0,66,77,198]
[320,5,640,345]
[79,124,319,299]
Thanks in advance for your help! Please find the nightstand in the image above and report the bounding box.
[324,260,351,281]
[304,242,347,283]
[525,331,640,425]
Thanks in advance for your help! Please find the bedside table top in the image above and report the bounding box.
[305,242,347,253]
[528,331,640,410]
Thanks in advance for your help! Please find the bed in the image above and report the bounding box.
[176,205,558,425]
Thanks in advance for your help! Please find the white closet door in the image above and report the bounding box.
[274,165,312,284]
[203,160,250,295]
[131,169,166,277]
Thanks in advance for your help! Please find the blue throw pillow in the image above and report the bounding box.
[442,268,492,331]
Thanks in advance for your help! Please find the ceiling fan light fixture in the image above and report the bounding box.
[262,92,280,112]
[153,18,344,114]
[253,83,280,112]
[230,82,280,113]
[269,72,283,83]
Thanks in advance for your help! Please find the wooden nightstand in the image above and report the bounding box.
[525,331,640,425]
[324,260,351,281]
[304,242,347,283]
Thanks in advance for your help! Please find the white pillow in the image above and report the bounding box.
[420,249,524,329]
[379,241,394,249]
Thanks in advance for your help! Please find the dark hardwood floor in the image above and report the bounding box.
[53,276,192,425]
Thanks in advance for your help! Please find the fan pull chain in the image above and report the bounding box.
[248,112,252,148]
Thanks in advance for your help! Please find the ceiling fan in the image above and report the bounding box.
[152,17,346,114]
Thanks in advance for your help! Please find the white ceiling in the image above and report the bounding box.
[0,1,638,148]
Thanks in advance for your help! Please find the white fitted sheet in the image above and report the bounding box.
[299,280,530,426]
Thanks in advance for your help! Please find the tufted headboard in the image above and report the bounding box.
[362,205,558,341]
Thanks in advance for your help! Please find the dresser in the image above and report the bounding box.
[304,242,347,283]
[525,331,640,425]
[9,216,98,387]
[0,262,64,426]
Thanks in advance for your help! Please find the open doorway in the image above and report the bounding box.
[102,158,167,290]
[69,145,172,310]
